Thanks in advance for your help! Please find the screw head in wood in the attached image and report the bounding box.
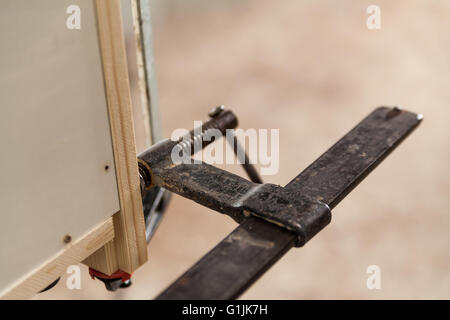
[63,234,72,244]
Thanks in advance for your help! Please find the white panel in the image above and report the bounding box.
[0,0,120,293]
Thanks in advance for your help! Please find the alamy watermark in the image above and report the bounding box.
[366,5,381,30]
[66,5,81,30]
[66,265,81,290]
[170,122,280,176]
[366,265,382,290]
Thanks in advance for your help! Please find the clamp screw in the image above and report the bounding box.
[208,105,225,118]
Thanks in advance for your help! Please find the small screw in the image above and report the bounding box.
[63,234,72,244]
[208,105,225,118]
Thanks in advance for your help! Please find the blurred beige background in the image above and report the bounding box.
[39,0,450,299]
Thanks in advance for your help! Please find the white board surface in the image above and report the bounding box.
[0,0,120,293]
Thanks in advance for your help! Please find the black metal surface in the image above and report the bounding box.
[152,106,421,300]
[157,217,295,300]
[285,106,421,210]
[98,278,131,292]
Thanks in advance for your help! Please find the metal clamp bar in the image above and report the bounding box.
[154,106,422,299]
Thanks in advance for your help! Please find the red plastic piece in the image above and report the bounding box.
[89,268,132,282]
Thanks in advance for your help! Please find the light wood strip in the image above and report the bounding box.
[84,0,148,274]
[83,241,118,275]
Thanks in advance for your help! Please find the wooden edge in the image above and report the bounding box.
[83,240,117,275]
[84,0,148,275]
[0,218,115,300]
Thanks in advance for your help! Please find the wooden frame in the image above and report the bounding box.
[83,0,148,275]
